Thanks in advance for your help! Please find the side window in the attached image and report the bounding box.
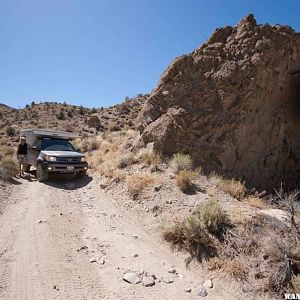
[32,139,42,150]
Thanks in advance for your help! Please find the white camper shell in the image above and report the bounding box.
[20,129,79,146]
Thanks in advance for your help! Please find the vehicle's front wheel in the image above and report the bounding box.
[36,164,49,182]
[76,171,86,179]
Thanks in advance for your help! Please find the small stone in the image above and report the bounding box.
[123,272,141,284]
[37,220,43,224]
[98,256,106,265]
[162,277,174,284]
[168,268,176,274]
[132,234,139,239]
[197,287,207,297]
[77,246,88,252]
[133,253,139,258]
[185,288,192,293]
[153,185,161,192]
[143,275,155,287]
[203,279,213,289]
[90,258,97,263]
[145,208,149,212]
[100,183,108,189]
[60,213,63,216]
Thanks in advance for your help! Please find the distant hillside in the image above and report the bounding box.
[0,95,148,146]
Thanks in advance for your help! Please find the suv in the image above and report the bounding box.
[20,129,88,182]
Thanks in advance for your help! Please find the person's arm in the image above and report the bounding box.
[16,145,20,157]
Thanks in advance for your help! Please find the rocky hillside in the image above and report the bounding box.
[0,95,147,146]
[138,14,300,191]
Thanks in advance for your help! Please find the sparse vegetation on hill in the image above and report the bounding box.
[0,95,147,147]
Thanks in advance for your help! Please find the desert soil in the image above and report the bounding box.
[0,174,256,300]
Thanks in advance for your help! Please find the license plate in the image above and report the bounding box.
[67,166,74,170]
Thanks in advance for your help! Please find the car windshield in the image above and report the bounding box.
[41,139,76,152]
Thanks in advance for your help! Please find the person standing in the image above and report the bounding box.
[16,136,30,177]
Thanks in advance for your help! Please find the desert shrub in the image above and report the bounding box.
[63,101,67,106]
[170,153,192,173]
[6,126,16,136]
[91,107,97,113]
[31,101,35,106]
[0,155,18,179]
[199,199,228,235]
[56,109,65,120]
[89,138,100,151]
[117,152,135,169]
[176,170,198,192]
[136,148,160,171]
[88,116,102,130]
[163,199,228,262]
[126,173,160,198]
[67,110,73,118]
[0,146,15,156]
[79,105,85,115]
[218,179,246,200]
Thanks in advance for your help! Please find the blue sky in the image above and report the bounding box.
[0,0,299,108]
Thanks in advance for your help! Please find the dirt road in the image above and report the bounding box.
[0,175,244,300]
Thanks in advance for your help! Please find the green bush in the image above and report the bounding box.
[6,126,16,136]
[163,199,228,262]
[171,153,192,173]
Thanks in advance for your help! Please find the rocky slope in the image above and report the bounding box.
[138,14,300,191]
[0,95,147,146]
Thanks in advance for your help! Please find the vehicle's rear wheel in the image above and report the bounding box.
[36,164,49,182]
[76,171,86,179]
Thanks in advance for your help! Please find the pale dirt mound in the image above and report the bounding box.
[138,14,300,191]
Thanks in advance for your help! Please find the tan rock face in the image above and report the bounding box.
[138,14,300,190]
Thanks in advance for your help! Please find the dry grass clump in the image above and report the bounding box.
[0,146,15,156]
[170,153,192,173]
[218,178,247,200]
[175,170,198,192]
[291,274,300,291]
[0,155,18,180]
[116,152,136,169]
[136,148,160,171]
[75,137,100,152]
[126,173,161,199]
[163,199,229,263]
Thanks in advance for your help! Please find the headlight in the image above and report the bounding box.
[81,157,87,162]
[44,155,57,162]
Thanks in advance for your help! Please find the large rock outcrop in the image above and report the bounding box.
[139,15,300,190]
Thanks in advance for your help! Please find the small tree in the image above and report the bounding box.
[63,101,67,107]
[67,110,73,118]
[31,101,36,106]
[79,105,85,115]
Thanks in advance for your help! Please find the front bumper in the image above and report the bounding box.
[41,161,88,173]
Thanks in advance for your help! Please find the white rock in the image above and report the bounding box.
[185,288,192,293]
[132,234,139,239]
[123,272,141,284]
[143,275,155,287]
[203,279,213,289]
[197,287,207,297]
[89,258,97,263]
[168,268,176,274]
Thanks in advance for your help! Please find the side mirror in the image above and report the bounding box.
[76,148,81,153]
